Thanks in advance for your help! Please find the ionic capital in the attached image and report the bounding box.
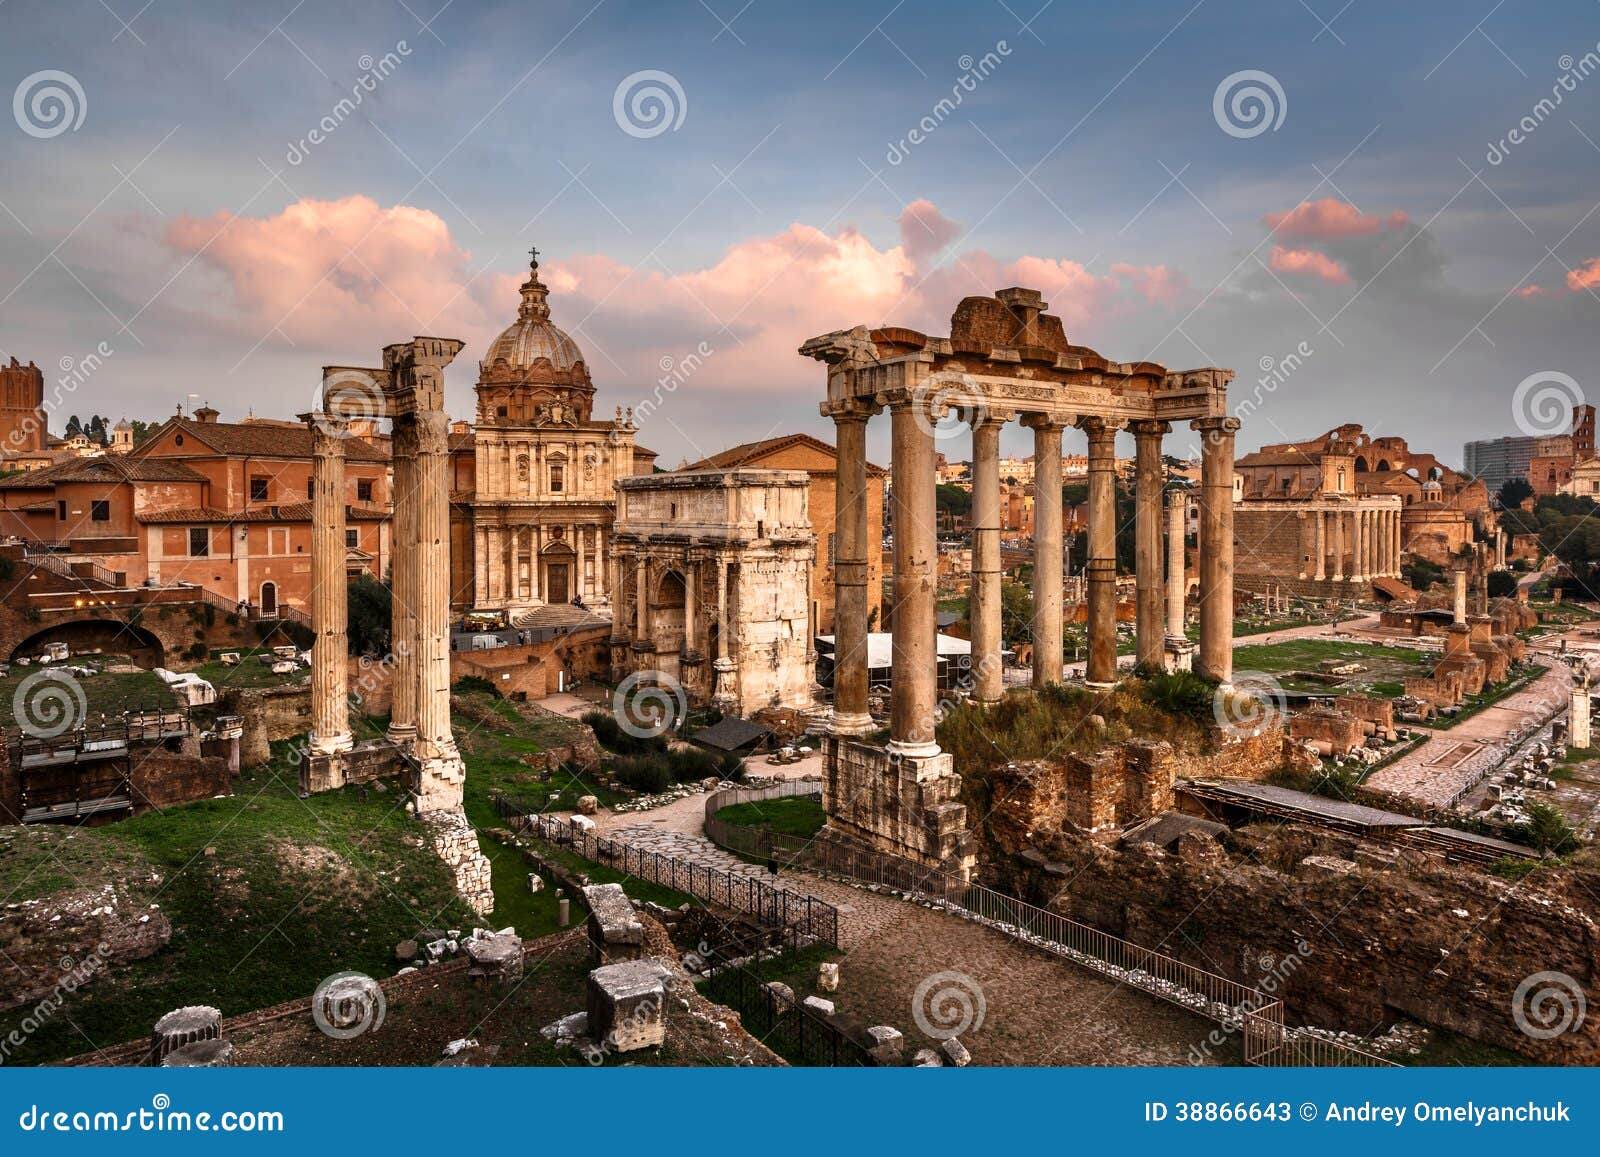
[1127,419,1172,438]
[821,397,881,424]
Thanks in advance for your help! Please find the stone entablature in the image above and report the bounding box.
[611,469,815,715]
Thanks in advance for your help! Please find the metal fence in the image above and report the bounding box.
[1243,1005,1396,1067]
[701,963,872,1067]
[701,779,826,866]
[494,801,841,949]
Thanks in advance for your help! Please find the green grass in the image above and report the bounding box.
[715,795,826,839]
[0,742,472,1065]
[1229,638,1433,695]
[192,646,309,691]
[0,658,175,729]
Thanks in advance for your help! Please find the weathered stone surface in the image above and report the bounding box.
[866,1025,903,1066]
[465,932,524,987]
[818,961,839,992]
[150,1005,221,1065]
[911,1047,942,1067]
[801,995,834,1016]
[395,939,418,963]
[764,981,795,1009]
[941,1036,972,1066]
[160,1039,234,1068]
[584,883,644,965]
[586,960,668,1053]
[575,794,599,816]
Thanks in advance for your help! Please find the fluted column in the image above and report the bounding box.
[970,414,1005,704]
[1130,419,1169,674]
[309,415,353,756]
[1166,490,1186,638]
[830,405,874,733]
[387,415,418,747]
[1079,416,1118,687]
[1192,417,1239,685]
[888,397,940,758]
[413,409,462,805]
[1024,416,1066,686]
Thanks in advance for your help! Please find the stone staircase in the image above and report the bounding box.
[509,604,611,632]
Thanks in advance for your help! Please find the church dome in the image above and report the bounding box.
[483,251,586,372]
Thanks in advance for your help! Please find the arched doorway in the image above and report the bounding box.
[9,620,165,670]
[541,541,575,605]
[259,581,277,617]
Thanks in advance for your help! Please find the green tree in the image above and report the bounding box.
[935,483,971,518]
[64,414,82,438]
[1514,801,1579,856]
[1487,570,1518,598]
[347,575,393,656]
[1496,477,1534,509]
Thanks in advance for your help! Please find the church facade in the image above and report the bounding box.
[448,252,656,624]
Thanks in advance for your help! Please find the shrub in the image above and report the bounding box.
[581,709,669,756]
[610,756,672,794]
[451,675,497,698]
[1142,670,1216,725]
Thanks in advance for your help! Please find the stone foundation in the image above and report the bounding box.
[1288,709,1365,757]
[302,740,404,794]
[421,807,493,916]
[820,736,973,874]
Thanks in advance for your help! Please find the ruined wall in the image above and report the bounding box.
[821,737,971,869]
[226,685,312,767]
[130,749,232,811]
[1006,827,1599,1064]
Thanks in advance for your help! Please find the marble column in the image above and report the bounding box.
[1354,510,1368,582]
[1192,417,1239,685]
[610,548,630,646]
[1080,416,1118,687]
[1314,510,1326,580]
[1453,568,1467,625]
[713,556,735,709]
[309,415,353,757]
[888,397,940,758]
[1026,416,1066,687]
[387,416,418,747]
[1332,511,1346,581]
[412,408,464,809]
[635,556,648,640]
[1130,419,1169,674]
[683,560,698,657]
[1166,490,1186,637]
[830,406,875,733]
[1297,512,1311,579]
[970,414,1005,704]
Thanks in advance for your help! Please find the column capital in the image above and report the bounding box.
[1190,415,1241,436]
[1127,418,1172,438]
[1020,412,1070,432]
[969,410,1013,432]
[1073,414,1122,438]
[821,398,881,423]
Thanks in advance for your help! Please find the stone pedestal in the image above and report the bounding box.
[1572,682,1592,750]
[150,1005,221,1066]
[584,882,645,965]
[820,736,973,875]
[586,960,668,1054]
[466,932,525,988]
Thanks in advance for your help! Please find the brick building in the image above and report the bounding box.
[0,358,52,471]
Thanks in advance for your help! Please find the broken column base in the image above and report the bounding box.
[420,806,493,916]
[583,882,645,965]
[820,737,974,877]
[586,960,668,1053]
[1163,635,1196,673]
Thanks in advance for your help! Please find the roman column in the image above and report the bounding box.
[888,396,940,758]
[1192,417,1239,685]
[413,407,464,810]
[387,415,418,747]
[1080,416,1118,687]
[635,556,649,640]
[1453,567,1468,625]
[1130,419,1169,673]
[830,404,875,733]
[1331,510,1345,582]
[683,560,698,657]
[1313,510,1326,580]
[1166,489,1186,637]
[1025,415,1066,686]
[970,413,1005,704]
[308,414,353,757]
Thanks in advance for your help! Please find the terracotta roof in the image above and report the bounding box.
[137,418,388,462]
[684,432,885,474]
[449,432,475,452]
[1234,449,1319,468]
[633,443,658,459]
[138,502,389,524]
[0,455,205,488]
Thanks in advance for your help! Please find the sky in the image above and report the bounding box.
[2,0,1600,468]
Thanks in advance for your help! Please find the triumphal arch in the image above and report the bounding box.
[802,286,1235,871]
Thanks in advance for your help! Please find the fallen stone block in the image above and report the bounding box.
[575,795,599,816]
[160,1039,234,1068]
[150,1005,221,1066]
[941,1037,972,1067]
[764,981,796,1009]
[586,960,668,1054]
[818,961,839,992]
[912,1047,943,1067]
[866,1025,904,1066]
[584,882,645,965]
[802,995,835,1016]
[465,932,524,987]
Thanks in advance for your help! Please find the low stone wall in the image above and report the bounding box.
[130,750,232,812]
[227,685,312,767]
[1006,825,1600,1064]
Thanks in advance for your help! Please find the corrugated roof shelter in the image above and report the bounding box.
[691,716,772,753]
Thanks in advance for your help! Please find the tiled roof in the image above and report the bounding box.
[138,418,388,462]
[138,502,390,524]
[684,432,884,474]
[0,454,206,488]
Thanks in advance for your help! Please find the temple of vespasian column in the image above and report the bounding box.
[302,336,492,914]
[802,286,1235,871]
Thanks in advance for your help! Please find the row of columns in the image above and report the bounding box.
[612,550,735,663]
[476,523,593,605]
[1302,506,1401,581]
[829,393,1237,760]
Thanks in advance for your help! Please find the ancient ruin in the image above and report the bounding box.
[303,336,492,913]
[803,286,1235,869]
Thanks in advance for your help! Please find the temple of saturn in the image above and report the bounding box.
[302,336,492,914]
[802,286,1236,872]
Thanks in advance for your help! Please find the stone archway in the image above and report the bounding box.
[540,541,575,605]
[8,620,166,669]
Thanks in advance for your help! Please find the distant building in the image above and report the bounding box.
[0,358,51,472]
[1462,434,1538,496]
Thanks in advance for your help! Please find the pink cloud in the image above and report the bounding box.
[1515,285,1549,299]
[1268,245,1352,285]
[1263,198,1408,240]
[1110,262,1190,306]
[161,195,1195,403]
[1566,257,1600,291]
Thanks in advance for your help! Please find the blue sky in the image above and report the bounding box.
[3,0,1599,466]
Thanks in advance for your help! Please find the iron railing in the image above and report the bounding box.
[700,962,872,1067]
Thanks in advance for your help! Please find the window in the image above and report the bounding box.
[250,476,269,501]
[549,463,564,492]
[357,479,373,502]
[189,528,210,557]
[345,529,358,549]
[497,406,508,418]
[90,500,110,522]
[56,500,66,520]
[307,478,315,499]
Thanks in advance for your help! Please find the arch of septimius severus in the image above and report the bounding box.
[802,286,1235,873]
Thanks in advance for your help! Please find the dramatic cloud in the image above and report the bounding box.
[1268,245,1352,285]
[1566,257,1600,291]
[1110,262,1190,306]
[1263,198,1408,241]
[899,198,962,267]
